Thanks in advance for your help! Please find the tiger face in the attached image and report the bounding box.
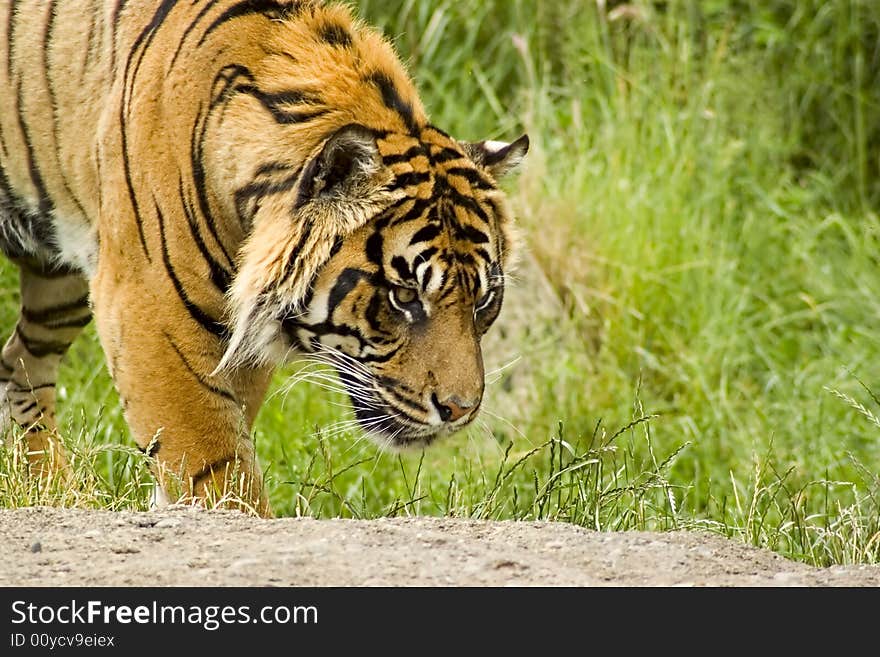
[222,124,528,448]
[294,201,502,446]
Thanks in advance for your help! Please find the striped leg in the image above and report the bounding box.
[0,260,90,476]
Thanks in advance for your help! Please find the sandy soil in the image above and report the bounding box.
[2,506,878,587]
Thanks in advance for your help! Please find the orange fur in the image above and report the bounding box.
[0,0,527,515]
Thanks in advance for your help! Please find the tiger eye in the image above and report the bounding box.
[394,287,418,305]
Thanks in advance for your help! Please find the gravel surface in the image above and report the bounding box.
[2,507,878,587]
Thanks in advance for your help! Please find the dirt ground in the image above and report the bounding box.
[2,506,879,587]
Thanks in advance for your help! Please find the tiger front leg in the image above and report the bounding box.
[90,274,274,516]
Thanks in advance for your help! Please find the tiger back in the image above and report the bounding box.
[0,0,527,514]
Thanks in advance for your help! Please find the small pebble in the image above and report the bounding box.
[30,542,42,553]
[154,518,181,529]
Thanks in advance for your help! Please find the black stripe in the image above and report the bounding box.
[423,124,452,141]
[453,224,490,244]
[420,265,433,292]
[298,273,317,312]
[489,198,507,265]
[21,293,90,325]
[326,268,369,315]
[15,400,38,415]
[42,2,56,82]
[179,176,232,293]
[210,64,254,111]
[84,1,98,67]
[109,0,128,72]
[409,224,441,245]
[456,267,467,293]
[255,161,294,176]
[110,0,128,30]
[14,78,53,217]
[15,325,70,358]
[356,348,399,364]
[6,0,17,82]
[444,166,494,190]
[329,235,344,258]
[318,21,352,48]
[473,246,492,263]
[484,194,505,220]
[155,200,227,339]
[390,256,412,281]
[140,438,161,458]
[0,128,14,194]
[164,331,236,403]
[233,164,301,226]
[447,190,489,223]
[110,0,127,29]
[391,171,431,190]
[376,375,416,396]
[44,0,91,224]
[127,0,177,90]
[278,216,314,284]
[366,71,418,134]
[365,231,383,266]
[197,0,303,48]
[25,423,50,434]
[382,146,425,166]
[167,1,217,71]
[190,106,235,268]
[119,0,179,261]
[431,147,465,164]
[434,270,451,299]
[235,84,327,125]
[437,283,457,304]
[389,198,432,227]
[414,246,439,267]
[8,382,56,393]
[384,386,427,415]
[299,320,368,350]
[364,290,385,333]
[369,196,414,228]
[490,206,505,264]
[190,456,236,486]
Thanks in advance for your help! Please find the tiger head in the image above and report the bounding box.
[220,124,528,447]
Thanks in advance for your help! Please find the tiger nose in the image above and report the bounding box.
[432,394,477,422]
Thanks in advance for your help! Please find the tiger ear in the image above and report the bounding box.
[215,125,387,373]
[296,123,382,205]
[461,134,529,178]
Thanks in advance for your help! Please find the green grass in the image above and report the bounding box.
[2,0,880,567]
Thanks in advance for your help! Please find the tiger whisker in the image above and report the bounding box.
[484,355,521,385]
[480,405,535,447]
[275,363,380,405]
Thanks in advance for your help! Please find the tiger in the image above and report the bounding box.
[0,0,528,515]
